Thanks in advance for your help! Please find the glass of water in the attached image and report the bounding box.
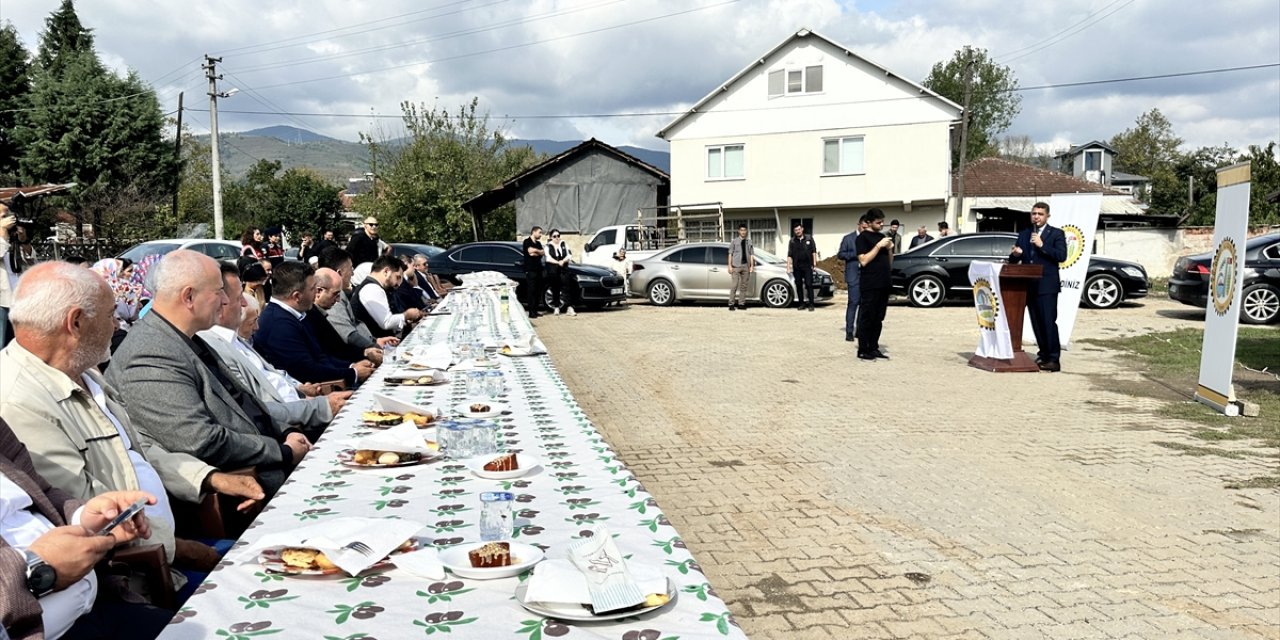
[471,420,498,456]
[484,370,504,399]
[479,491,514,541]
[466,370,487,397]
[382,345,397,366]
[438,421,471,459]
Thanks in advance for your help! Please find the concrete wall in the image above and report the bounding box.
[1094,226,1278,277]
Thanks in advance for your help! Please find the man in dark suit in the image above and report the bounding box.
[308,268,384,365]
[107,251,309,497]
[0,417,171,640]
[254,261,375,388]
[1009,201,1069,372]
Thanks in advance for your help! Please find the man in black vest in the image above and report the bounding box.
[786,223,819,311]
[351,256,422,339]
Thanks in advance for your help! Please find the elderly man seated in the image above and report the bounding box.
[316,247,399,353]
[0,262,268,599]
[106,250,309,497]
[198,264,349,439]
[309,267,387,366]
[0,416,171,640]
[254,261,374,388]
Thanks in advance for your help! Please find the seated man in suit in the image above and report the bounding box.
[316,247,398,353]
[0,262,267,595]
[352,256,422,339]
[394,255,430,312]
[198,264,348,439]
[106,250,310,497]
[0,417,171,640]
[253,261,374,388]
[310,268,385,365]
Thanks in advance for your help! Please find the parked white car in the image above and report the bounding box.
[117,238,244,263]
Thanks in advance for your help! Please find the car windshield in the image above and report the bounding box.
[118,242,181,263]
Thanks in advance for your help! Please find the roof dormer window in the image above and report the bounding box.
[768,65,823,97]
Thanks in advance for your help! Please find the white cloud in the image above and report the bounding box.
[3,0,1276,155]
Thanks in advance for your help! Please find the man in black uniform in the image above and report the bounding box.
[855,208,894,361]
[522,226,547,318]
[786,223,819,311]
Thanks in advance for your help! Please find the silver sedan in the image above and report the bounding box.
[628,242,835,308]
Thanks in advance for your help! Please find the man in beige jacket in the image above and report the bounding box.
[0,262,265,586]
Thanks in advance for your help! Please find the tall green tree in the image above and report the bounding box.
[357,97,539,246]
[923,47,1022,167]
[0,24,32,182]
[14,1,175,236]
[1243,142,1280,225]
[1109,108,1184,215]
[222,159,343,239]
[36,0,94,74]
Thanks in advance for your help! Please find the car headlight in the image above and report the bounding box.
[1120,266,1145,278]
[576,275,597,284]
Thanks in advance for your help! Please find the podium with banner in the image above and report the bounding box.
[968,261,1042,372]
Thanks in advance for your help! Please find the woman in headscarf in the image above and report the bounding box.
[90,258,145,329]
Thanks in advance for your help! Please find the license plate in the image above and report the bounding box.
[610,288,623,295]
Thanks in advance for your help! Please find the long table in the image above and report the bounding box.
[159,289,746,639]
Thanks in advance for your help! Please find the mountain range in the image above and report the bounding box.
[198,125,670,185]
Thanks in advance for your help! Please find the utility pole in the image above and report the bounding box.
[171,92,183,221]
[953,46,974,232]
[205,55,225,240]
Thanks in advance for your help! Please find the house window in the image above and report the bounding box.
[767,65,823,97]
[707,144,745,180]
[822,136,864,175]
[1085,149,1102,171]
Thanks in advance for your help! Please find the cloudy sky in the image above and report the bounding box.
[4,0,1278,155]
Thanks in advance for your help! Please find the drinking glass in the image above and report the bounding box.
[466,370,486,397]
[484,370,504,399]
[479,492,514,541]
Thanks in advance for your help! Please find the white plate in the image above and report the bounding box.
[497,347,540,357]
[453,402,506,419]
[438,541,543,580]
[514,577,675,621]
[337,449,443,468]
[258,539,424,576]
[464,454,539,479]
[469,357,500,369]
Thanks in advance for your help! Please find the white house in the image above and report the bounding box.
[656,28,962,258]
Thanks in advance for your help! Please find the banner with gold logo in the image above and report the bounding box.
[969,261,1013,358]
[1195,162,1251,416]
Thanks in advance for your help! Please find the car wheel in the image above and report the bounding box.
[761,279,793,308]
[907,274,944,308]
[1083,273,1122,309]
[647,279,676,306]
[1240,283,1280,324]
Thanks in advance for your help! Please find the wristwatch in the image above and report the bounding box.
[22,549,57,598]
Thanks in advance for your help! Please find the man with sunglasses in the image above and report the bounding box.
[544,229,576,316]
[346,217,381,268]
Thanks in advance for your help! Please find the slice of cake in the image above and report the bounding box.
[469,402,491,413]
[482,453,518,472]
[468,541,511,568]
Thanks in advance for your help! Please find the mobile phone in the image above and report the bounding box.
[95,497,150,536]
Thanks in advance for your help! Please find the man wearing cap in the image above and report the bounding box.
[347,217,381,267]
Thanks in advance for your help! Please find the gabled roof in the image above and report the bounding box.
[462,138,668,215]
[655,28,962,140]
[956,157,1127,198]
[1053,140,1118,158]
[1110,170,1150,183]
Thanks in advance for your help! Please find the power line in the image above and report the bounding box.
[999,0,1138,64]
[232,0,625,75]
[249,0,742,91]
[182,63,1280,122]
[186,111,263,164]
[994,0,1134,61]
[218,0,493,56]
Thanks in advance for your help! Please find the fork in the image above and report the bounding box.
[342,541,374,556]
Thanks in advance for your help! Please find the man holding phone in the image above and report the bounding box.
[0,417,171,640]
[1009,201,1068,372]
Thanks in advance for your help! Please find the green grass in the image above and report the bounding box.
[1086,327,1280,487]
[1149,277,1169,295]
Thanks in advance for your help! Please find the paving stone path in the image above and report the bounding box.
[535,295,1279,639]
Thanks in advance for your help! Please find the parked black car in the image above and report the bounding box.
[1168,232,1280,324]
[390,242,446,261]
[890,232,1149,309]
[427,241,627,308]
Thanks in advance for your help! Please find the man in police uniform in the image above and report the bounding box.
[786,224,819,311]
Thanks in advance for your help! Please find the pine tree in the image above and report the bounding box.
[36,0,95,74]
[0,24,32,181]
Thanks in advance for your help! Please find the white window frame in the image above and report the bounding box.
[706,144,745,181]
[821,136,865,176]
[767,65,824,98]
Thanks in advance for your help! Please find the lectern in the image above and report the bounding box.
[969,263,1043,372]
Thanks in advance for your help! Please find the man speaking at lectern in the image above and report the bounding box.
[1009,202,1068,372]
